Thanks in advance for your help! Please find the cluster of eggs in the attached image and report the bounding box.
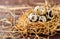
[28,6,54,22]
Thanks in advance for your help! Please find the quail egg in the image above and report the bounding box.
[28,13,39,22]
[34,6,46,15]
[46,10,54,19]
[39,16,46,22]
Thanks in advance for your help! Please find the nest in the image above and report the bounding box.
[0,0,60,39]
